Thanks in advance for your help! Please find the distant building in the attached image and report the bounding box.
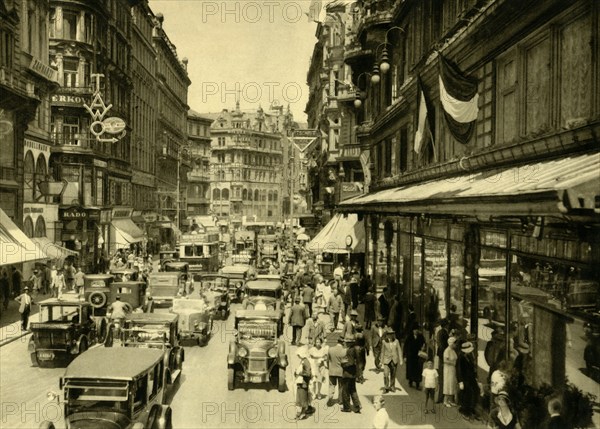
[186,110,212,216]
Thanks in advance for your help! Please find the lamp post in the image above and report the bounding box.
[345,235,353,270]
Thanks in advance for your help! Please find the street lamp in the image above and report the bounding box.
[352,72,372,109]
[377,26,405,76]
[345,235,353,269]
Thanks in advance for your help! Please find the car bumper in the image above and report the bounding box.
[34,349,73,367]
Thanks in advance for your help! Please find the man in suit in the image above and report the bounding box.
[342,309,360,342]
[341,339,362,413]
[370,317,386,372]
[305,312,325,346]
[380,327,403,393]
[302,283,315,317]
[288,297,307,345]
[327,337,347,407]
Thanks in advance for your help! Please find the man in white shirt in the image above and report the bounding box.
[15,287,34,330]
[372,395,389,429]
[333,263,344,282]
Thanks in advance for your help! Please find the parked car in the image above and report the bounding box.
[198,274,231,319]
[171,296,214,346]
[227,310,287,392]
[162,261,190,275]
[221,264,256,303]
[41,347,173,429]
[115,312,184,385]
[83,274,114,315]
[28,297,104,368]
[147,272,189,307]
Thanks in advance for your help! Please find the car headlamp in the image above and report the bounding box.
[238,347,248,358]
[267,347,277,358]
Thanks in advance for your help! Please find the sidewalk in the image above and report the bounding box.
[0,290,52,347]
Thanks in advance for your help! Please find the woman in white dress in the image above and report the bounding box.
[443,336,458,407]
[308,337,329,401]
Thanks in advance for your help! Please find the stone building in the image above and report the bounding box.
[186,109,212,217]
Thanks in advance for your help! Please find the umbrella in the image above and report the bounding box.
[297,233,310,241]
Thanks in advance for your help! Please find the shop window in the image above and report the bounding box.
[34,216,46,237]
[412,236,423,323]
[424,238,447,336]
[23,216,34,238]
[449,243,466,329]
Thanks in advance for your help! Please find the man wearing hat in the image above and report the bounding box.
[327,336,347,407]
[15,287,35,330]
[456,341,480,418]
[370,316,387,372]
[341,337,362,413]
[403,323,426,389]
[380,327,403,393]
[342,309,361,343]
[288,297,307,346]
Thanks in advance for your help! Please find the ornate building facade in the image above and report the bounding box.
[186,109,212,216]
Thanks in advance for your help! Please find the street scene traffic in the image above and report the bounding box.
[1,0,600,428]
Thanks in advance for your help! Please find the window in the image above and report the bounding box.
[63,59,79,88]
[62,116,80,145]
[34,216,46,238]
[399,127,408,172]
[27,7,35,54]
[63,11,78,40]
[24,151,35,202]
[0,30,13,67]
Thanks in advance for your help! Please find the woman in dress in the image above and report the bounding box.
[295,347,312,420]
[443,336,458,407]
[488,391,521,429]
[308,337,329,401]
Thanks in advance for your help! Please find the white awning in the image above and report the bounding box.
[31,237,78,262]
[111,219,145,245]
[307,213,365,254]
[0,208,47,266]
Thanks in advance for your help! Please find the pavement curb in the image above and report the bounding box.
[0,329,31,348]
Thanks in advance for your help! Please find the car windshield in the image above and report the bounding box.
[40,304,81,323]
[238,321,277,340]
[66,382,129,414]
[247,289,278,298]
[200,278,228,291]
[124,326,169,345]
[172,299,207,312]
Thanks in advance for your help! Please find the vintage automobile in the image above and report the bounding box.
[161,260,190,275]
[147,272,189,307]
[583,320,600,379]
[110,268,137,282]
[221,264,256,303]
[159,249,179,265]
[83,274,114,315]
[28,297,104,368]
[242,279,284,314]
[198,274,231,319]
[227,310,287,392]
[41,347,173,429]
[114,312,184,385]
[171,296,214,346]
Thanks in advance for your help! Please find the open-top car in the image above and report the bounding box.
[221,264,256,303]
[114,312,184,385]
[171,296,214,346]
[227,310,287,392]
[28,297,105,368]
[41,347,173,429]
[197,274,231,319]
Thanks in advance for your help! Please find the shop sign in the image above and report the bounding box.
[28,58,58,82]
[60,207,88,220]
[83,74,126,144]
[51,94,86,106]
[112,208,133,219]
[24,207,44,214]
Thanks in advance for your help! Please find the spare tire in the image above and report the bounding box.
[89,291,107,308]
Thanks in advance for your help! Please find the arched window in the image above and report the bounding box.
[222,188,229,200]
[248,189,253,201]
[23,216,34,238]
[34,216,46,237]
[261,190,267,202]
[242,188,247,200]
[213,188,221,201]
[24,151,35,201]
[254,189,259,201]
[268,191,273,202]
[35,154,47,202]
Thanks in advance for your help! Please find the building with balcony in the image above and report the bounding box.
[152,12,191,236]
[204,102,292,224]
[338,0,600,415]
[186,109,212,216]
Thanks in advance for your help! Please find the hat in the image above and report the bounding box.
[447,336,457,345]
[350,309,358,317]
[516,342,530,354]
[496,391,511,405]
[461,341,474,352]
[24,287,30,291]
[294,297,301,302]
[384,327,395,335]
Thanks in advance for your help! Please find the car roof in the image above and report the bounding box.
[222,265,252,273]
[245,280,282,290]
[164,261,189,267]
[256,274,281,280]
[128,312,178,323]
[199,274,228,280]
[64,348,164,380]
[39,297,90,306]
[111,269,135,273]
[84,274,113,280]
[149,272,181,278]
[235,309,280,319]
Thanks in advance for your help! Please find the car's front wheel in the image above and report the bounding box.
[228,367,235,391]
[278,367,286,393]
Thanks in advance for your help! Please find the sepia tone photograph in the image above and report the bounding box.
[0,0,599,428]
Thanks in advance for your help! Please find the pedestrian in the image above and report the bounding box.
[41,263,51,295]
[1,268,10,311]
[327,287,343,332]
[294,347,312,420]
[513,341,532,388]
[436,319,450,403]
[443,336,459,407]
[405,303,417,333]
[355,329,367,383]
[11,265,22,297]
[388,294,403,341]
[15,287,34,330]
[74,266,85,294]
[363,287,376,330]
[372,395,389,429]
[302,283,315,317]
[288,297,307,346]
[349,276,360,309]
[63,262,76,291]
[342,309,361,342]
[341,280,352,318]
[308,337,328,401]
[29,269,41,295]
[378,287,392,322]
[327,336,346,407]
[370,316,386,372]
[380,326,403,392]
[403,323,426,389]
[341,338,362,413]
[422,359,439,414]
[52,268,66,298]
[544,397,571,429]
[305,312,325,346]
[488,391,521,429]
[456,341,480,419]
[333,263,344,283]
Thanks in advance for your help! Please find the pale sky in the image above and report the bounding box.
[149,0,319,121]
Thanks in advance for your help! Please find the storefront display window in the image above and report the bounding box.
[399,232,411,297]
[424,238,447,336]
[449,243,466,330]
[412,236,423,322]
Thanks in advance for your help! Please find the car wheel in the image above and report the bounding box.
[278,367,286,392]
[89,291,107,309]
[228,367,235,391]
[38,421,55,429]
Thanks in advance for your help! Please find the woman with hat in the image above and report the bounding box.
[294,347,313,420]
[403,323,426,389]
[456,341,480,419]
[488,391,521,429]
[442,336,458,407]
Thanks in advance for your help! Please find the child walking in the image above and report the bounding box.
[422,360,439,414]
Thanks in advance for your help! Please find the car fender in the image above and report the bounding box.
[73,335,87,354]
[277,340,288,367]
[227,341,237,365]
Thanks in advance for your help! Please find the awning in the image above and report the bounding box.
[307,213,365,254]
[111,219,145,245]
[340,152,600,217]
[31,237,78,262]
[0,208,47,266]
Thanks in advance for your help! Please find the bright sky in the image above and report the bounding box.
[149,0,319,121]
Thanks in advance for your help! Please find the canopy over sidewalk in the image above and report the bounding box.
[307,213,365,254]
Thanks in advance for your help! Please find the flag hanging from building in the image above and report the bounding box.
[414,78,432,154]
[438,54,479,144]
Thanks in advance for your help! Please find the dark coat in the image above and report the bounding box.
[363,292,376,322]
[378,294,391,321]
[436,327,449,359]
[289,303,307,327]
[342,346,358,378]
[456,352,480,414]
[403,332,426,383]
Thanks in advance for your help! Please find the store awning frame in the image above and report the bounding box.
[339,152,600,218]
[307,213,365,254]
[0,209,48,266]
[31,237,78,263]
[111,219,145,245]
